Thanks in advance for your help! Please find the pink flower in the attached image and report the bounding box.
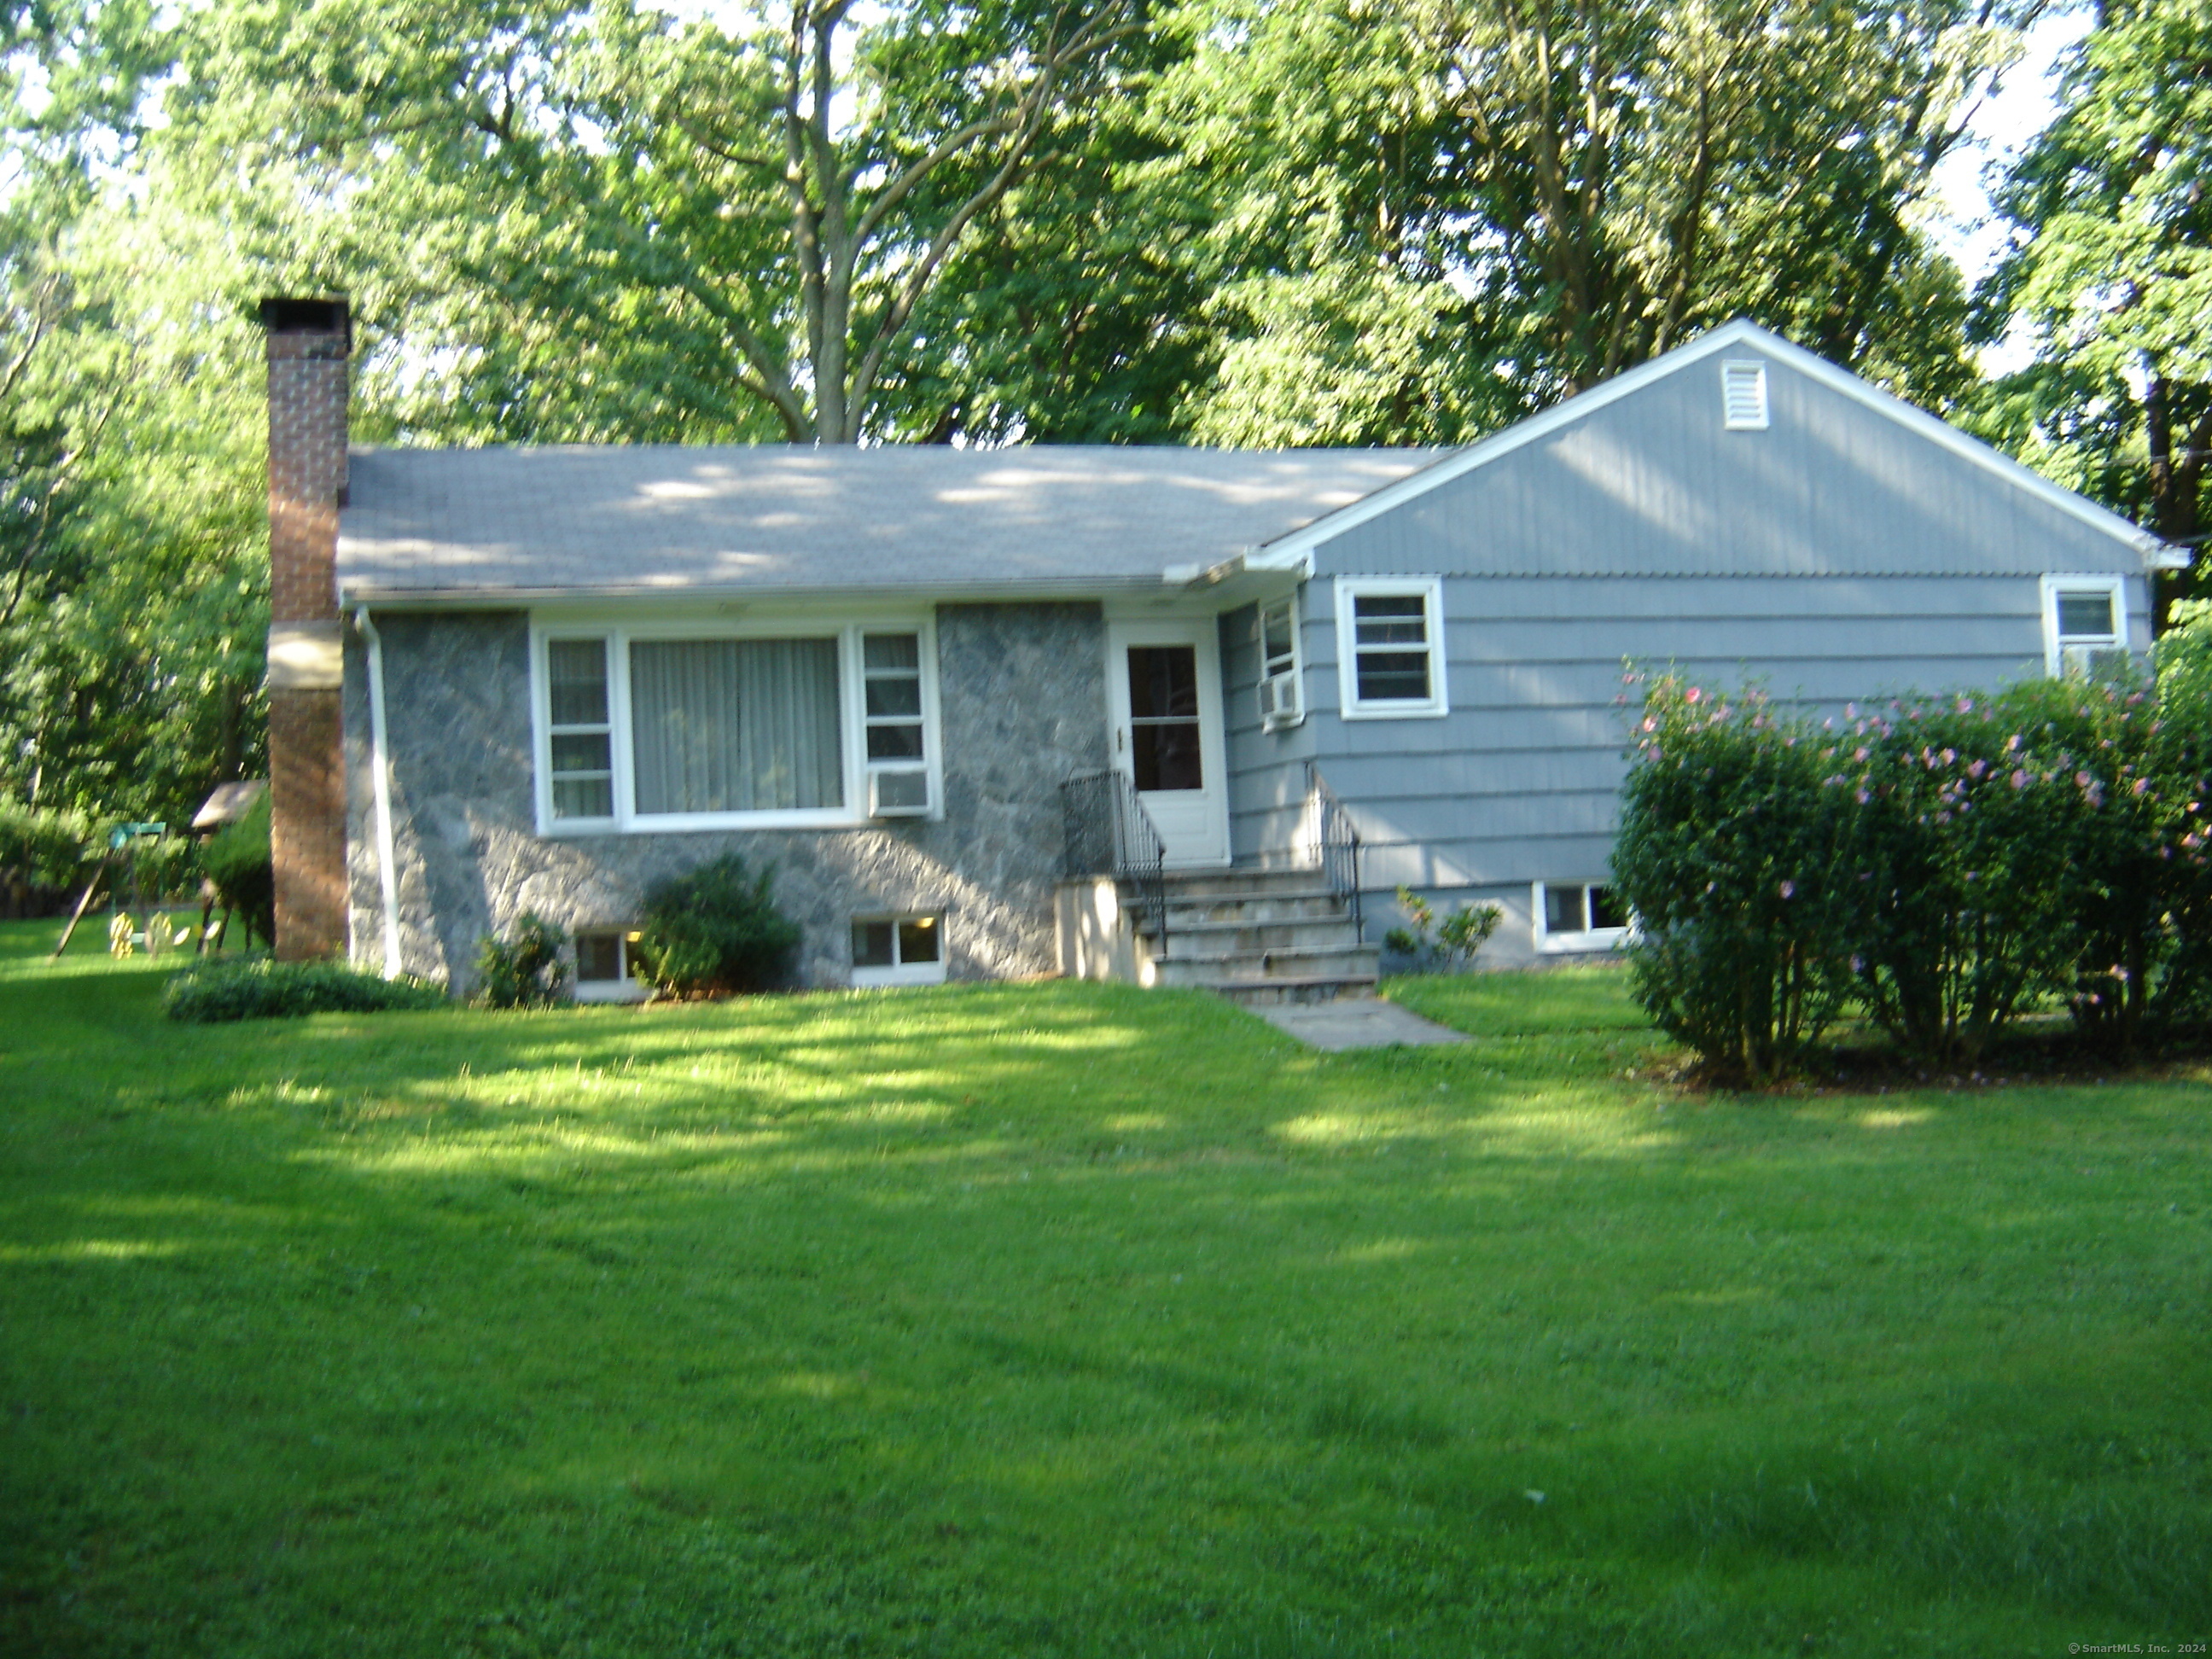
[2133,777,2151,795]
[1968,760,1987,779]
[2012,770,2029,789]
[2006,734,2023,754]
[1685,687,1703,705]
[1641,717,1657,732]
[1779,881,1796,899]
[1856,789,1871,804]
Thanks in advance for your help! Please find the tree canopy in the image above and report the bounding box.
[0,0,2191,817]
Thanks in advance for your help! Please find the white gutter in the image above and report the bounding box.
[353,605,405,979]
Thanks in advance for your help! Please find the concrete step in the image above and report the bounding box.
[1162,893,1348,928]
[1158,916,1365,957]
[1161,867,1338,899]
[1154,944,1382,987]
[1207,975,1379,1007]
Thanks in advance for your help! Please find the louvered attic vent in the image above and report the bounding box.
[1722,360,1769,429]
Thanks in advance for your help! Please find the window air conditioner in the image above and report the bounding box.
[869,768,931,818]
[1259,671,1302,732]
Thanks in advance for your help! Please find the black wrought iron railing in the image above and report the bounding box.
[1061,770,1169,948]
[1305,761,1364,942]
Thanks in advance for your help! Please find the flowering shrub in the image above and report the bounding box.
[1614,644,2212,1076]
[1613,678,1860,1082]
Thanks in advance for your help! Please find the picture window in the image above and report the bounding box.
[534,620,938,833]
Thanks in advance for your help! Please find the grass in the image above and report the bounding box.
[3,920,2208,1656]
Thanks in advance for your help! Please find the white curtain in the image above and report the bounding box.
[630,638,844,813]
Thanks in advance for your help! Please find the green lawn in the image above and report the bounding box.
[3,922,2207,1656]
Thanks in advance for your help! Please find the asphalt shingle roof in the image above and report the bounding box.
[337,445,1442,602]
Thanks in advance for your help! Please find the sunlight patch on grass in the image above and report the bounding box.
[0,1237,189,1264]
[1854,1107,1938,1130]
[1331,1237,1435,1264]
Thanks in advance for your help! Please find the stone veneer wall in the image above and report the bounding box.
[343,602,1109,992]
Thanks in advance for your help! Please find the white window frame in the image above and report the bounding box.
[572,928,648,1003]
[2040,573,2128,677]
[1334,578,1448,719]
[1533,881,1632,954]
[849,914,947,988]
[1256,593,1305,732]
[1721,360,1769,430]
[530,610,944,837]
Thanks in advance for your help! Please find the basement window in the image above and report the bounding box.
[574,928,647,1002]
[1721,360,1769,430]
[851,914,946,988]
[1534,882,1630,953]
[2040,573,2128,677]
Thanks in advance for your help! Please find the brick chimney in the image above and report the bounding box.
[261,297,352,961]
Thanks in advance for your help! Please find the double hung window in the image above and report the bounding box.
[1257,595,1304,731]
[1335,579,1448,718]
[533,617,940,833]
[2040,574,2128,677]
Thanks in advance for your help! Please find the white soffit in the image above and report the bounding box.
[1245,318,2185,573]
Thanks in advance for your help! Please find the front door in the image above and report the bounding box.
[1107,620,1231,868]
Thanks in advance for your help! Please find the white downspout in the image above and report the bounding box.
[354,605,405,979]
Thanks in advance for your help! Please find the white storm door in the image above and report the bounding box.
[1107,620,1231,868]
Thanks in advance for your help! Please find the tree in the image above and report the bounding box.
[1976,0,2211,612]
[1151,0,2013,445]
[165,0,1145,445]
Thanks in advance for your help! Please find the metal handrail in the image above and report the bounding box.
[1305,761,1364,943]
[1061,770,1169,949]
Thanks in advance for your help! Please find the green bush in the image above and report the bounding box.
[1383,886,1502,972]
[2139,602,2212,1037]
[164,956,448,1023]
[475,912,571,1008]
[1614,649,2212,1076]
[0,805,92,891]
[634,854,801,998]
[1613,677,1860,1083]
[201,791,274,947]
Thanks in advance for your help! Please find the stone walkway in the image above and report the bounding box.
[1249,997,1471,1051]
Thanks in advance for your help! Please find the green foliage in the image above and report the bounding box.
[1616,659,2212,1077]
[200,789,272,948]
[633,853,800,998]
[162,954,448,1022]
[0,803,90,891]
[1384,885,1501,974]
[1155,0,1992,445]
[1614,678,1860,1083]
[474,911,572,1009]
[1975,0,2211,586]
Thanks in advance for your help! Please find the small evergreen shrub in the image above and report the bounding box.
[633,854,801,998]
[201,791,275,947]
[1384,886,1502,972]
[474,912,572,1008]
[164,957,448,1022]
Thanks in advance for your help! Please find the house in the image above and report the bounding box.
[255,300,2184,998]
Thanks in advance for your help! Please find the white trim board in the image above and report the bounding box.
[1245,318,2182,575]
